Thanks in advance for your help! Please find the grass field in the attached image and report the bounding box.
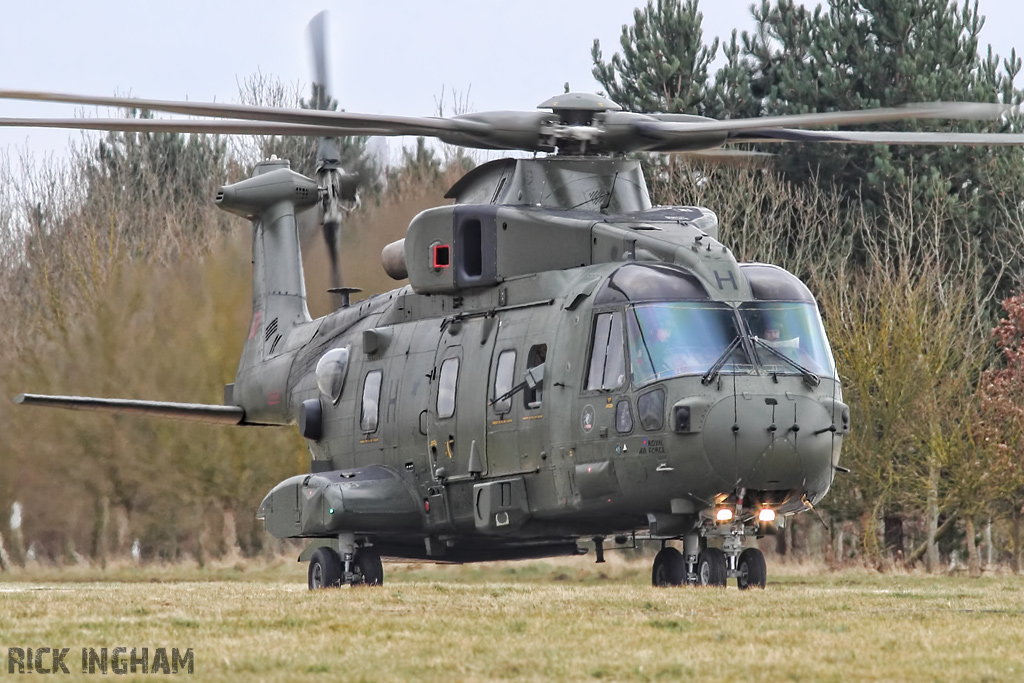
[2,556,1024,681]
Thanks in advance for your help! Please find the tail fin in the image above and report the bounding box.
[217,158,319,424]
[12,159,318,427]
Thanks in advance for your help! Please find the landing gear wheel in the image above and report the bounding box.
[354,548,384,586]
[697,547,727,587]
[308,547,342,589]
[651,547,685,587]
[737,548,767,590]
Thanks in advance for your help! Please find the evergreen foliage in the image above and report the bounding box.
[591,0,721,115]
[594,0,1024,298]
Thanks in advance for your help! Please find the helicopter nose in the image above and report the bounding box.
[701,394,834,494]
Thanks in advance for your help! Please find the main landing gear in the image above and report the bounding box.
[651,532,766,589]
[308,544,383,589]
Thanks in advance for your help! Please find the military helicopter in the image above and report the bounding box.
[6,16,1024,590]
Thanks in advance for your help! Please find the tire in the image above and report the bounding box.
[308,547,342,590]
[354,548,384,586]
[651,546,685,587]
[737,548,767,590]
[697,547,728,587]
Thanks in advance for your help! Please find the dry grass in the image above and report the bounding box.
[2,557,1024,681]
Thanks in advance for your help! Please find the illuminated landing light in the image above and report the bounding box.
[758,508,777,523]
[715,508,734,522]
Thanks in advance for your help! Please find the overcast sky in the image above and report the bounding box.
[1,0,1021,159]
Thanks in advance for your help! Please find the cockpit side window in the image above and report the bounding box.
[586,312,625,391]
[524,344,546,409]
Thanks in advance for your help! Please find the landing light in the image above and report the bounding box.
[715,508,733,522]
[758,508,776,523]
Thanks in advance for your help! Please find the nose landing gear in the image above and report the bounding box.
[307,536,384,589]
[649,526,769,589]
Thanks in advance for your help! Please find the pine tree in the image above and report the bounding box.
[743,1,1023,221]
[591,0,721,115]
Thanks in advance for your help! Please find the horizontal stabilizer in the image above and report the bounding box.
[13,393,245,425]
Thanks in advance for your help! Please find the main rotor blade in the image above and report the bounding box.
[0,89,486,137]
[0,116,391,136]
[679,149,775,160]
[730,128,1024,146]
[14,393,245,425]
[641,102,1009,138]
[3,90,1016,154]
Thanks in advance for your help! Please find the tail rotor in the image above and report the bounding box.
[307,11,360,305]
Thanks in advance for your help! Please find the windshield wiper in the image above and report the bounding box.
[751,337,820,388]
[701,336,743,386]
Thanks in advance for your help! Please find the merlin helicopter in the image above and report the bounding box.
[7,19,1024,588]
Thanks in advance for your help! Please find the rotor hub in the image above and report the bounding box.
[536,93,623,155]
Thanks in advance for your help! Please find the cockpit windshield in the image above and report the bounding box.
[739,302,836,378]
[627,302,750,385]
[625,301,836,385]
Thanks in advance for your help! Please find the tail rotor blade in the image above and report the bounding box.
[307,11,330,110]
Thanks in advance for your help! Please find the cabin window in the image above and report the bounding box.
[315,346,350,404]
[586,312,625,391]
[637,388,665,431]
[359,370,383,433]
[615,399,634,434]
[492,349,516,415]
[524,344,546,409]
[437,357,460,419]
